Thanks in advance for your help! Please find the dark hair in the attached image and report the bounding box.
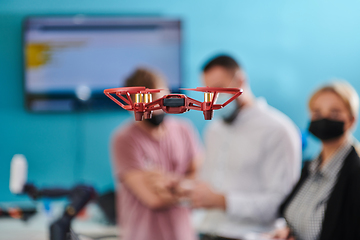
[124,68,165,89]
[202,55,241,73]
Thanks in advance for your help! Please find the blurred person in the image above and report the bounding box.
[188,55,302,239]
[111,68,202,240]
[271,81,360,240]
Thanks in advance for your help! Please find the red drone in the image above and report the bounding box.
[103,86,243,121]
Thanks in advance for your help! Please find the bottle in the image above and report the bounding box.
[9,154,28,194]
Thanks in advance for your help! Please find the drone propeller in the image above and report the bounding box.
[104,87,163,94]
[181,86,242,93]
[104,86,146,94]
[139,89,163,94]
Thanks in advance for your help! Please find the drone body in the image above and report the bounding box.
[104,86,243,121]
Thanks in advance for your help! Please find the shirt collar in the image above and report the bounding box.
[231,97,268,125]
[309,141,352,178]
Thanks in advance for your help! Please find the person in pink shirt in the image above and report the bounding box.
[112,68,203,240]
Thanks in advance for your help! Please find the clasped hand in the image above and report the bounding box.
[144,170,225,209]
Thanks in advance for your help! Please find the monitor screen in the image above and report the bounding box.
[23,16,182,112]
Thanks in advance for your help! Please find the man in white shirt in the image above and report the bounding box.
[188,55,301,239]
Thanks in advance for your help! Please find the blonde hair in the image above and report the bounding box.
[353,137,360,155]
[309,80,359,119]
[309,80,360,154]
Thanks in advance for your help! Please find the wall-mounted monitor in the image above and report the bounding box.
[23,16,182,112]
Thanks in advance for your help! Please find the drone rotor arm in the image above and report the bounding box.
[145,98,163,111]
[220,91,242,108]
[140,88,163,94]
[116,93,133,107]
[212,104,223,110]
[209,91,218,109]
[126,92,133,110]
[185,97,202,111]
[104,91,128,109]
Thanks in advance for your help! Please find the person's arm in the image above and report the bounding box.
[268,227,295,240]
[112,132,178,210]
[122,170,178,210]
[188,123,225,209]
[142,154,203,204]
[190,125,301,223]
[224,126,301,223]
[185,154,203,179]
[175,121,204,196]
[189,181,226,210]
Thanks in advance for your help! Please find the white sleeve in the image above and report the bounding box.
[225,126,302,224]
[200,122,221,183]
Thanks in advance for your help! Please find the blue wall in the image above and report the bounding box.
[1,0,360,202]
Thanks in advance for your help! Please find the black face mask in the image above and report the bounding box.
[308,118,345,141]
[223,106,240,124]
[145,113,165,127]
[217,97,241,125]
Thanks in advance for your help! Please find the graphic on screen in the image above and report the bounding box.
[24,16,182,112]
